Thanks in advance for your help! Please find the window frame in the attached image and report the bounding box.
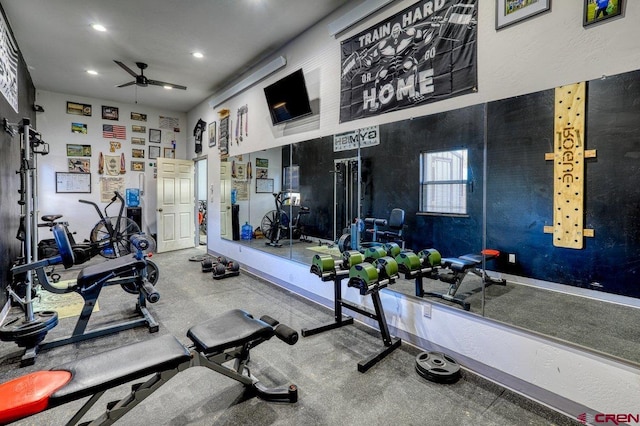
[419,148,470,216]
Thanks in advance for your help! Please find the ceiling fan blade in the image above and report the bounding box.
[114,60,138,78]
[117,81,136,88]
[148,79,187,90]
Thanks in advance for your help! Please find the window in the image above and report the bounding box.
[420,149,468,214]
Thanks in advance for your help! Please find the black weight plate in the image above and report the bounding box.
[217,256,228,265]
[415,351,461,384]
[0,311,58,341]
[120,260,159,294]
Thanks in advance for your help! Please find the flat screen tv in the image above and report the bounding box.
[264,69,312,125]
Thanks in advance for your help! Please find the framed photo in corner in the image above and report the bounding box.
[583,0,622,26]
[496,0,551,30]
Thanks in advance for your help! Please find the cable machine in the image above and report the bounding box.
[4,117,49,319]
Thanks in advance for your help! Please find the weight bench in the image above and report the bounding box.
[425,249,506,311]
[5,225,160,366]
[0,309,299,425]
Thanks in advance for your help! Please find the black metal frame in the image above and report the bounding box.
[302,267,401,373]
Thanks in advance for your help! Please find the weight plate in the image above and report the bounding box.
[120,261,159,294]
[337,234,351,252]
[228,260,240,272]
[0,311,58,341]
[415,351,461,384]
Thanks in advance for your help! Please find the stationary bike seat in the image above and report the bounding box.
[41,214,63,223]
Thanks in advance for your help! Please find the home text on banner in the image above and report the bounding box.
[339,0,477,123]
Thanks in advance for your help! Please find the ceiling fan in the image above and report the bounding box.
[114,60,187,90]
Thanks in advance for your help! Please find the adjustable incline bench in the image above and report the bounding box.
[424,249,506,310]
[0,309,299,425]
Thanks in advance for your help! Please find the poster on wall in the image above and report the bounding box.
[0,12,19,113]
[100,177,125,202]
[339,0,478,122]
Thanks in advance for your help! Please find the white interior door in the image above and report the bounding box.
[220,161,232,239]
[156,158,195,253]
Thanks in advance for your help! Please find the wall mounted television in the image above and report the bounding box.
[264,69,312,125]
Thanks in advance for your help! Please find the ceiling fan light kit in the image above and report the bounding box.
[114,60,187,90]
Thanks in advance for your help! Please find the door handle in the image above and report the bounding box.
[158,208,163,212]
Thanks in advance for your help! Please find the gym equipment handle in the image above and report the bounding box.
[140,280,160,303]
[259,315,298,345]
[274,324,298,346]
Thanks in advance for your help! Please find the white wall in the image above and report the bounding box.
[35,90,187,238]
[191,0,640,419]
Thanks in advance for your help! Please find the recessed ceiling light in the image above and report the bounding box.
[192,52,204,59]
[86,70,98,75]
[92,24,106,32]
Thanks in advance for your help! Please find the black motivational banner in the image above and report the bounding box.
[340,0,477,122]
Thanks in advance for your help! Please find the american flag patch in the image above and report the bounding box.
[103,124,126,139]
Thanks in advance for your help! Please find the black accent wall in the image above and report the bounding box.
[0,6,37,307]
[288,69,640,299]
[487,70,640,297]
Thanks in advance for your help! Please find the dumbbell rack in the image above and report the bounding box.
[304,253,401,373]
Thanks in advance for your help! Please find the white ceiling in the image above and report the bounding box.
[1,0,353,113]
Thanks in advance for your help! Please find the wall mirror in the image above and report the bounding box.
[221,68,640,366]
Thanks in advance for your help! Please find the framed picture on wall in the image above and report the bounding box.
[256,178,274,194]
[164,147,175,159]
[583,0,623,26]
[208,121,216,147]
[102,105,119,120]
[149,128,161,143]
[149,145,161,160]
[496,0,551,30]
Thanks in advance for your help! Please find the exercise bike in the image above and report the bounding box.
[260,191,311,247]
[38,191,141,264]
[1,225,160,366]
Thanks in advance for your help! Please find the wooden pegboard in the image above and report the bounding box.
[543,82,596,249]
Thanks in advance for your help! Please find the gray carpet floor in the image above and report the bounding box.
[0,247,579,425]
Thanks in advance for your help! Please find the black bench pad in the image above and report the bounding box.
[49,335,190,406]
[187,309,274,355]
[76,254,145,288]
[441,257,476,272]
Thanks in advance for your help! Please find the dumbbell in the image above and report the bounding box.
[395,248,441,274]
[310,250,364,277]
[348,256,399,294]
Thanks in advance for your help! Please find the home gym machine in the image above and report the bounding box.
[0,309,299,425]
[4,118,49,322]
[1,224,160,366]
[305,244,401,372]
[260,191,311,247]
